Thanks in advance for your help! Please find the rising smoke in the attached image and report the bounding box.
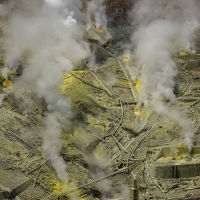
[2,0,198,196]
[87,0,111,39]
[130,0,200,149]
[0,0,90,181]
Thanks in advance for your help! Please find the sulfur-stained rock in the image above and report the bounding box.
[1,17,200,200]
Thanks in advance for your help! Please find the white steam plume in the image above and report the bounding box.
[46,0,63,7]
[0,0,90,180]
[87,0,111,39]
[130,0,200,149]
[83,154,130,200]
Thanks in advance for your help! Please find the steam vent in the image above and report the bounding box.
[1,0,200,199]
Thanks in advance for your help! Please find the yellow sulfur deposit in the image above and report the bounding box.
[134,105,141,116]
[179,50,189,57]
[3,79,11,87]
[122,56,130,63]
[133,79,141,93]
[50,179,74,195]
[96,28,104,33]
[2,79,12,91]
[49,178,88,199]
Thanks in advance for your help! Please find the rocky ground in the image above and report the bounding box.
[0,21,200,200]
